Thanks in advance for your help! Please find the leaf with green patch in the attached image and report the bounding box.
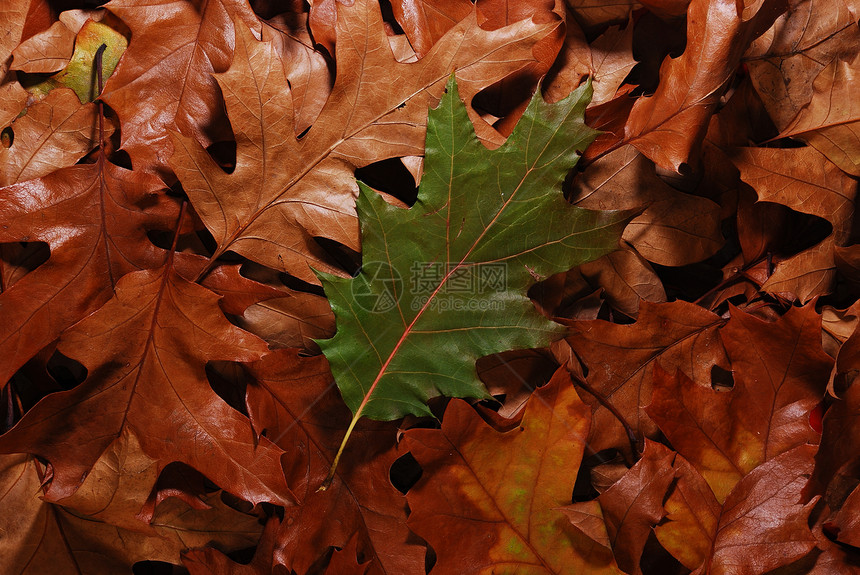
[403,371,622,574]
[317,77,631,483]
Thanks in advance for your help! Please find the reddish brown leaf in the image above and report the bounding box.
[404,372,621,574]
[0,158,176,385]
[745,0,860,127]
[238,292,335,353]
[0,0,30,83]
[0,448,262,574]
[648,305,832,501]
[695,444,818,574]
[565,0,635,32]
[0,87,109,185]
[745,0,860,174]
[477,348,559,418]
[828,482,860,547]
[656,445,818,573]
[779,53,860,176]
[390,0,473,57]
[10,18,75,73]
[579,246,667,317]
[624,0,786,171]
[654,454,721,571]
[100,0,259,177]
[731,145,857,302]
[813,379,860,499]
[564,300,728,456]
[596,440,676,575]
[183,517,281,575]
[558,500,612,550]
[572,145,723,267]
[0,264,290,507]
[244,349,424,575]
[264,11,333,135]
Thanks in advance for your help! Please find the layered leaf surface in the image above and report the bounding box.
[171,0,561,284]
[0,262,291,506]
[0,153,176,385]
[319,77,630,424]
[647,305,832,502]
[244,350,424,574]
[624,0,785,171]
[564,300,728,455]
[656,445,818,574]
[0,448,262,575]
[404,372,621,574]
[100,0,260,175]
[0,88,108,186]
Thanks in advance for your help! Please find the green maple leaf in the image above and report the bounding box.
[318,77,632,485]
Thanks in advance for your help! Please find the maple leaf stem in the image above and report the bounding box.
[568,372,641,461]
[318,410,362,492]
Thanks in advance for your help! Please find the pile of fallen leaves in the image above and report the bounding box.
[1,0,859,573]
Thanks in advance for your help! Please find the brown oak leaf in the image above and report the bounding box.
[244,349,425,575]
[564,440,675,575]
[655,445,818,574]
[0,87,109,186]
[571,145,723,267]
[100,0,260,177]
[404,370,621,574]
[0,447,262,574]
[563,300,728,456]
[648,304,832,502]
[171,0,559,285]
[624,0,786,171]
[731,145,857,302]
[0,262,291,507]
[0,155,176,385]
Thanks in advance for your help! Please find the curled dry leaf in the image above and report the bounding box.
[263,12,333,135]
[624,0,786,171]
[745,0,860,127]
[238,292,335,353]
[565,0,636,32]
[579,246,667,317]
[571,145,723,267]
[731,145,857,302]
[595,440,675,575]
[745,0,860,174]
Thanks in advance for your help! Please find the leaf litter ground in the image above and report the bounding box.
[1,0,859,574]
